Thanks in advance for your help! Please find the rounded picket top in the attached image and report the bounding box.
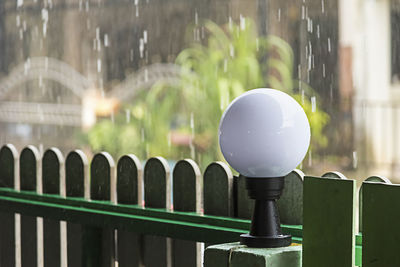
[144,156,171,209]
[0,144,19,188]
[90,152,116,202]
[20,145,41,192]
[66,150,89,198]
[359,175,392,232]
[322,171,348,179]
[117,154,143,205]
[278,169,305,225]
[43,147,64,195]
[364,175,392,184]
[173,159,202,213]
[203,161,233,217]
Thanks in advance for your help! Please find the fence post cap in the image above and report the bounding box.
[204,242,302,267]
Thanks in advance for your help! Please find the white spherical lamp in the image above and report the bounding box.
[218,88,311,248]
[219,88,310,177]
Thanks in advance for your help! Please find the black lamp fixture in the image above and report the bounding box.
[218,88,310,248]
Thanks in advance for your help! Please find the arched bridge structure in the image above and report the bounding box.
[0,58,183,127]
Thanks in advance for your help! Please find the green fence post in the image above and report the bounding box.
[143,157,172,267]
[362,182,400,266]
[42,148,64,267]
[0,144,19,267]
[66,150,89,267]
[116,154,143,267]
[172,159,202,267]
[20,145,41,267]
[88,152,116,267]
[303,176,356,267]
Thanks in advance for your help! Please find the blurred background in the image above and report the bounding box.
[0,0,397,181]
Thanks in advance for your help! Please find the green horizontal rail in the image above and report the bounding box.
[0,187,362,263]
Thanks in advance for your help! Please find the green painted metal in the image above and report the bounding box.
[144,157,171,209]
[362,182,400,267]
[236,174,253,219]
[20,145,41,267]
[303,176,356,267]
[66,150,88,198]
[322,171,348,179]
[277,169,304,225]
[66,150,88,267]
[144,156,172,267]
[205,242,302,267]
[230,244,302,267]
[89,152,116,267]
[117,154,141,205]
[0,144,18,267]
[0,186,366,262]
[204,242,245,267]
[0,144,17,188]
[173,159,202,267]
[203,162,233,217]
[0,187,302,241]
[42,148,63,267]
[116,154,143,267]
[359,176,391,233]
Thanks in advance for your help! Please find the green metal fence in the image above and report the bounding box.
[0,143,398,267]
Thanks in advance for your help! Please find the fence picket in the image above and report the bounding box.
[236,174,253,219]
[362,182,400,266]
[143,157,172,267]
[172,159,202,267]
[42,148,64,267]
[65,150,89,267]
[20,146,42,267]
[116,155,143,267]
[203,162,233,217]
[322,171,348,179]
[303,176,356,267]
[359,176,391,233]
[277,169,304,225]
[0,144,19,267]
[89,152,116,267]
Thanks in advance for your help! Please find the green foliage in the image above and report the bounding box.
[87,18,329,168]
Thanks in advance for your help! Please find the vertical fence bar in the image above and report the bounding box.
[362,182,400,266]
[65,150,89,267]
[303,176,356,267]
[143,157,172,267]
[0,144,19,267]
[359,176,391,233]
[203,161,233,248]
[89,152,116,267]
[322,171,348,179]
[42,148,64,267]
[277,169,304,225]
[236,174,253,219]
[20,145,42,267]
[203,162,233,217]
[116,154,143,267]
[172,159,202,267]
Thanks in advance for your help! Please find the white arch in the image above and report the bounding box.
[0,57,93,100]
[108,63,183,102]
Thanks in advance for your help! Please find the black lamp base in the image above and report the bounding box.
[240,233,291,248]
[240,176,292,248]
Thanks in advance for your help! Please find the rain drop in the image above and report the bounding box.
[278,8,281,22]
[97,59,101,73]
[311,96,316,112]
[125,109,131,123]
[327,37,331,53]
[104,34,109,47]
[353,151,358,169]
